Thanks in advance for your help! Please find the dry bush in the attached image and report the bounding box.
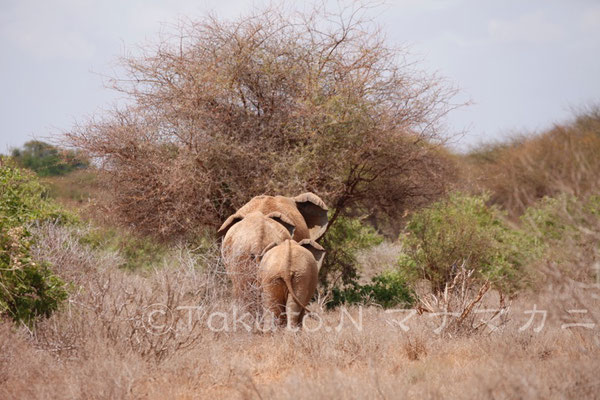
[66,3,458,239]
[466,108,600,216]
[417,263,509,337]
[403,335,428,361]
[30,222,123,284]
[29,223,229,362]
[0,320,150,399]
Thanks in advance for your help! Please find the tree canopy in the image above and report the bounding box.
[67,3,458,239]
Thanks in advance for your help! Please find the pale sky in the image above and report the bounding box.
[1,0,599,153]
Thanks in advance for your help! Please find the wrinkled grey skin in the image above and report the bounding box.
[258,239,325,329]
[218,193,329,242]
[219,211,295,307]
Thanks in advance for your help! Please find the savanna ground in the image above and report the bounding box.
[2,5,600,399]
[1,242,599,400]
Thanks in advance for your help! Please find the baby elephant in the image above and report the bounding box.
[258,239,325,329]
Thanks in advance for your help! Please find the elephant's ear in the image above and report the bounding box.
[266,212,296,238]
[298,239,326,270]
[294,193,329,241]
[217,213,243,238]
[259,241,279,259]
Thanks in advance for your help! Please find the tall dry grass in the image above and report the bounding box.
[1,223,599,399]
[464,109,600,216]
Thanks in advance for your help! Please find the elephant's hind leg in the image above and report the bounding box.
[261,281,286,331]
[285,292,305,330]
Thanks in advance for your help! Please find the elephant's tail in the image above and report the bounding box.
[283,274,310,313]
[281,240,310,315]
[282,273,310,314]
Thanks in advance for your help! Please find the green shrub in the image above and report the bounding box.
[0,226,68,323]
[520,194,600,281]
[398,192,537,294]
[11,140,89,177]
[319,214,384,286]
[329,270,414,309]
[0,160,75,227]
[521,194,599,242]
[320,214,415,309]
[79,225,168,271]
[0,160,71,323]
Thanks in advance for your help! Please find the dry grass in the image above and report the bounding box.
[2,292,598,399]
[1,223,599,399]
[464,109,600,217]
[356,241,404,282]
[41,169,102,207]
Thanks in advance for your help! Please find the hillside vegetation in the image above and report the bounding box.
[464,108,600,215]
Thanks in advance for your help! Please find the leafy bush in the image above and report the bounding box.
[11,140,89,177]
[0,160,75,226]
[398,192,538,294]
[0,160,71,323]
[521,195,578,242]
[319,214,384,286]
[0,227,68,323]
[329,270,414,309]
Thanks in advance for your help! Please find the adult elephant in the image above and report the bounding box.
[218,211,296,307]
[258,239,325,329]
[217,193,329,242]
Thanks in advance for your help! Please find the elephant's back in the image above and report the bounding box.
[292,244,319,273]
[262,240,317,274]
[221,222,254,259]
[230,216,289,251]
[239,196,310,241]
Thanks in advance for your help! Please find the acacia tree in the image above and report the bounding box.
[66,3,458,239]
